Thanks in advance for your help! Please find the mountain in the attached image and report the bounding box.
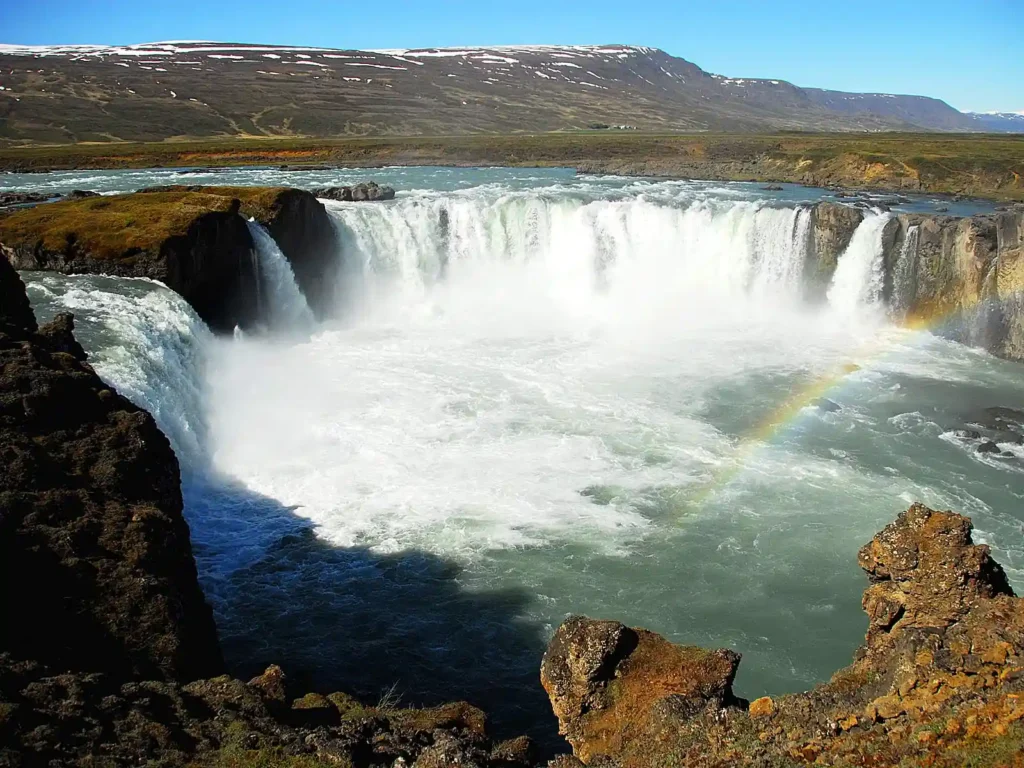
[965,111,1024,132]
[0,41,1017,143]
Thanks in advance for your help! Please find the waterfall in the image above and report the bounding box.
[23,274,212,472]
[246,220,316,331]
[892,224,920,315]
[325,195,818,329]
[826,212,893,315]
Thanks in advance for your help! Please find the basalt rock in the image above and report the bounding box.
[542,503,1024,767]
[261,187,340,319]
[0,658,534,768]
[886,207,1024,361]
[0,253,223,683]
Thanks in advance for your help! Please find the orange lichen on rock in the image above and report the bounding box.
[542,503,1024,766]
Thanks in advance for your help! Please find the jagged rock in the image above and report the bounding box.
[978,440,1001,454]
[248,664,289,706]
[542,503,1024,767]
[0,253,223,683]
[36,312,87,360]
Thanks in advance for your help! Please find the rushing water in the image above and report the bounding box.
[18,168,1024,748]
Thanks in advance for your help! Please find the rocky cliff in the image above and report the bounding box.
[0,186,342,330]
[889,208,1024,361]
[804,204,1024,361]
[0,253,222,683]
[541,503,1024,767]
[0,252,535,767]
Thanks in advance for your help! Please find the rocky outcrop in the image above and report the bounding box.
[313,182,396,202]
[541,619,741,763]
[886,207,1024,361]
[0,253,223,682]
[542,503,1024,767]
[0,186,344,330]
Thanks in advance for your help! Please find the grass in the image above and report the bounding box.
[1,132,1022,199]
[0,187,290,260]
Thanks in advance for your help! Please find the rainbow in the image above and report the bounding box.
[688,295,1012,509]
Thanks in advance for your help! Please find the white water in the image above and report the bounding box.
[330,196,816,332]
[826,212,892,315]
[21,173,1024,744]
[246,219,316,331]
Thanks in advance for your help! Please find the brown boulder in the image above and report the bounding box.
[541,617,740,763]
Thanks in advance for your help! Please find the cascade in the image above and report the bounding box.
[324,195,830,329]
[246,219,316,331]
[826,212,893,315]
[892,223,920,315]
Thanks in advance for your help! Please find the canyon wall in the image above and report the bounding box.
[807,204,1024,361]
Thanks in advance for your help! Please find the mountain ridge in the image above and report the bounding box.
[0,41,1019,143]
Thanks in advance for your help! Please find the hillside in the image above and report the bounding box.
[0,41,1013,143]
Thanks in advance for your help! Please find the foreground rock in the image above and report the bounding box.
[542,503,1024,766]
[0,253,534,767]
[0,253,222,683]
[0,186,338,329]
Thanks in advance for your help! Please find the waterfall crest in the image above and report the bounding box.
[325,196,841,331]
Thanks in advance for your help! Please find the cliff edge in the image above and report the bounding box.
[0,186,340,330]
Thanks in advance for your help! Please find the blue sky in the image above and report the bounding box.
[2,0,1021,113]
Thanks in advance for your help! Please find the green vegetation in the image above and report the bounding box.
[0,187,289,259]
[1,133,1020,200]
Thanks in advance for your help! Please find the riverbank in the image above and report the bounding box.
[2,133,1023,201]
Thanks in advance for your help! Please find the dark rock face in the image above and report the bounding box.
[0,186,349,331]
[161,207,263,332]
[263,188,340,319]
[0,253,223,683]
[0,659,535,767]
[1,203,261,333]
[313,182,396,202]
[541,504,1024,767]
